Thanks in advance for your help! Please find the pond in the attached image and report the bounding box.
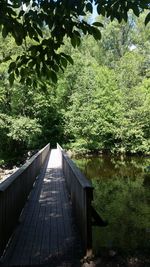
[73,154,150,260]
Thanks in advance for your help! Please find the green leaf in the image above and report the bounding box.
[61,57,67,68]
[28,60,36,68]
[33,24,43,38]
[145,12,150,26]
[76,37,81,47]
[18,10,25,18]
[9,73,15,87]
[60,53,74,65]
[20,67,27,77]
[15,68,19,77]
[92,27,101,40]
[33,36,40,42]
[71,32,81,47]
[3,55,11,62]
[115,12,122,23]
[33,80,37,88]
[20,77,25,84]
[2,26,8,38]
[8,62,16,73]
[86,2,93,13]
[97,4,101,15]
[52,64,59,72]
[73,30,81,37]
[65,55,74,65]
[97,4,105,16]
[26,78,32,86]
[15,37,23,46]
[50,70,57,83]
[71,35,77,48]
[92,22,103,27]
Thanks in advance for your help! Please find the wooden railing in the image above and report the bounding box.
[57,144,93,255]
[0,143,50,257]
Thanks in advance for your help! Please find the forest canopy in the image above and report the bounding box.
[0,0,150,84]
[0,9,150,161]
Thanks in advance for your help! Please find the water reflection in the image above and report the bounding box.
[73,155,150,256]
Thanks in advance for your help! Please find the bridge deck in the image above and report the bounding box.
[1,149,82,267]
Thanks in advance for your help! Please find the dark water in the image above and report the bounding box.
[73,155,150,257]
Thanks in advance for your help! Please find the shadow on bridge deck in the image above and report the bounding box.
[0,149,82,267]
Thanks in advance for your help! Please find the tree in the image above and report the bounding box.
[53,15,150,154]
[62,48,123,152]
[0,10,150,157]
[0,113,41,157]
[0,0,149,84]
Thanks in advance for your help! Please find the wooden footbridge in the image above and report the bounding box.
[0,144,105,267]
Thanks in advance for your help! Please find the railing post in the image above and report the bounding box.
[85,187,93,257]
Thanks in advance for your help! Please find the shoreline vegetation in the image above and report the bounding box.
[67,148,150,158]
[1,147,150,167]
[1,147,150,181]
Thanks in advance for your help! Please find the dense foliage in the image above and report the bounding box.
[60,13,150,154]
[0,12,150,162]
[0,0,149,84]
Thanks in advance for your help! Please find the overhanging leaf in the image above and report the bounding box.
[65,55,74,65]
[92,22,104,27]
[9,73,15,87]
[50,70,57,83]
[8,62,16,73]
[86,2,93,13]
[2,26,9,38]
[61,57,67,68]
[145,12,150,25]
[92,27,101,40]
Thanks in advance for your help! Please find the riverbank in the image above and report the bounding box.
[0,166,19,182]
[0,150,38,182]
[67,148,150,159]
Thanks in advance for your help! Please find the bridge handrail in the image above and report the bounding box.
[57,143,93,255]
[57,143,92,189]
[0,144,50,192]
[0,143,50,257]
